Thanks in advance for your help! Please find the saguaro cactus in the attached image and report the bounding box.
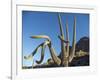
[58,14,76,66]
[24,14,76,67]
[58,14,67,66]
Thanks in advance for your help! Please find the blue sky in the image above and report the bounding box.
[22,11,89,66]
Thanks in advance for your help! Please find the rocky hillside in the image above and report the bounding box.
[76,36,89,52]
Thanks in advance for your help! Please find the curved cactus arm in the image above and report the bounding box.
[30,35,51,41]
[36,41,50,64]
[69,16,76,62]
[24,35,51,60]
[36,44,45,64]
[24,42,44,60]
[47,44,61,66]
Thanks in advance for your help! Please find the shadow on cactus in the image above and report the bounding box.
[24,13,76,68]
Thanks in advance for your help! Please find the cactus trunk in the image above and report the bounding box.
[58,14,67,66]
